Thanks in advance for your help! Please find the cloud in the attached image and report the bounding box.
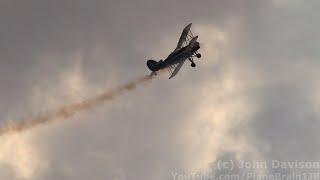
[1,0,320,179]
[0,133,46,179]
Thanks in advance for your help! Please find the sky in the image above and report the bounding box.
[1,0,320,179]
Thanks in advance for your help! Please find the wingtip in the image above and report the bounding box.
[184,23,192,29]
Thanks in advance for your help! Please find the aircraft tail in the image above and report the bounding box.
[147,59,161,71]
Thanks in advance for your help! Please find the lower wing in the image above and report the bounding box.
[169,60,186,79]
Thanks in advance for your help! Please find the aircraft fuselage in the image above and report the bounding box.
[147,38,200,72]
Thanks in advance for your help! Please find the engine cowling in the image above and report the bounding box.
[147,60,161,71]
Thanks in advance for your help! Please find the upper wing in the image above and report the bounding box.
[169,60,186,79]
[174,23,192,52]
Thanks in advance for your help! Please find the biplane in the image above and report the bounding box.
[146,23,201,79]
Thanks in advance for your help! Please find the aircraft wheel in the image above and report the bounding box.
[191,63,196,67]
[196,53,202,58]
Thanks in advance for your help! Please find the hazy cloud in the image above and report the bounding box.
[1,0,320,179]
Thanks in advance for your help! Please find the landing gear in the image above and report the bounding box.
[189,57,196,67]
[196,53,202,58]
